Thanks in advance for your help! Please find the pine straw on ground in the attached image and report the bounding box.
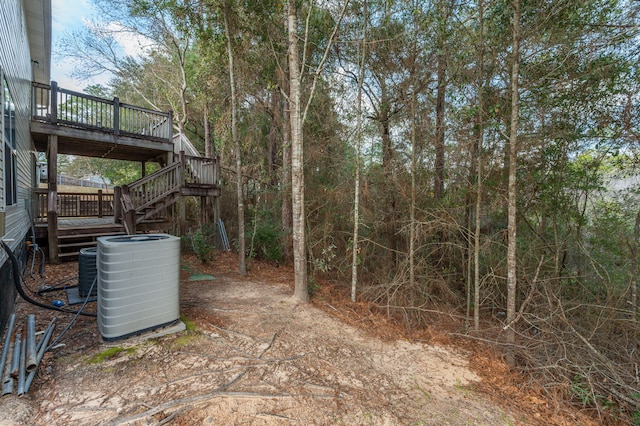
[12,250,611,425]
[309,277,606,426]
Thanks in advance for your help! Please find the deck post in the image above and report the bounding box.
[50,81,58,124]
[98,190,103,218]
[214,155,221,247]
[200,196,207,226]
[121,185,136,235]
[141,161,146,201]
[113,97,120,135]
[113,186,122,224]
[47,135,59,263]
[178,151,185,236]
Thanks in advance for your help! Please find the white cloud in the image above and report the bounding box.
[103,21,157,59]
[50,1,156,92]
[51,0,99,91]
[51,0,92,34]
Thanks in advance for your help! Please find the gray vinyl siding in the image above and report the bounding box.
[0,0,36,261]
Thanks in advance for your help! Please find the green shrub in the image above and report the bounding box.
[184,225,215,263]
[248,216,283,262]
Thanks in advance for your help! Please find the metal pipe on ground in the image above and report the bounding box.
[17,326,26,395]
[35,318,55,353]
[1,315,16,396]
[26,315,36,372]
[0,314,15,374]
[1,342,14,395]
[9,332,21,379]
[24,318,56,394]
[0,314,16,395]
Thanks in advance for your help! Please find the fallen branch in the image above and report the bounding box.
[258,333,276,359]
[110,371,247,425]
[156,407,185,426]
[109,388,338,425]
[448,332,528,349]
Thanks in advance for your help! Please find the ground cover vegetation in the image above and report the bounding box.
[59,0,640,422]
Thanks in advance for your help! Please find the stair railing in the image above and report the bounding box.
[115,151,219,234]
[117,161,182,234]
[184,155,217,186]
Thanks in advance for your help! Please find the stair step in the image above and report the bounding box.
[58,231,126,240]
[58,252,82,259]
[58,241,98,249]
[58,227,124,237]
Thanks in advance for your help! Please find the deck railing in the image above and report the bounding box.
[116,162,182,233]
[184,155,218,186]
[34,189,114,222]
[31,81,172,141]
[124,162,182,214]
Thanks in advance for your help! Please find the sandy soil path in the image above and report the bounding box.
[0,256,517,425]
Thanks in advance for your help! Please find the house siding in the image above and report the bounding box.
[0,0,37,338]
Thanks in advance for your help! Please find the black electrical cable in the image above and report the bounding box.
[38,247,45,276]
[46,275,96,351]
[37,275,78,294]
[1,240,97,317]
[38,284,78,295]
[25,243,45,280]
[33,245,45,277]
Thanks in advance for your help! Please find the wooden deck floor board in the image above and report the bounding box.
[35,217,117,229]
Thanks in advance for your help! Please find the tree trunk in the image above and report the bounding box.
[633,206,640,321]
[281,96,293,261]
[351,0,367,303]
[268,87,280,187]
[224,4,246,275]
[506,0,521,366]
[288,0,309,302]
[409,92,417,290]
[204,104,212,158]
[279,65,293,261]
[380,82,398,267]
[434,0,448,202]
[473,0,485,332]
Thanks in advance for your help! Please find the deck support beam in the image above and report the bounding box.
[47,135,59,263]
[214,155,221,247]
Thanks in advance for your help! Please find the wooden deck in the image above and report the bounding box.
[35,217,118,233]
[34,217,124,260]
[34,216,174,260]
[59,217,117,228]
[31,81,220,262]
[31,81,174,162]
[34,216,175,234]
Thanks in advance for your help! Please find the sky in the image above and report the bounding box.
[50,0,151,93]
[51,0,95,91]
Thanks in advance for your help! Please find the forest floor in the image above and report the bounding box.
[0,251,597,425]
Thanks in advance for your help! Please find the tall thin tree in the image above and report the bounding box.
[286,0,349,302]
[287,0,308,301]
[223,2,246,275]
[434,0,449,201]
[506,0,521,365]
[473,0,485,331]
[351,0,367,302]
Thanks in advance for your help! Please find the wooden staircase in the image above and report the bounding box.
[34,136,220,261]
[56,224,126,260]
[115,152,220,235]
[31,82,224,262]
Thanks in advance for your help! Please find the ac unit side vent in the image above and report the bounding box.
[97,234,180,341]
[78,247,97,297]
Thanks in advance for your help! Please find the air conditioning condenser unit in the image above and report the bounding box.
[97,234,180,340]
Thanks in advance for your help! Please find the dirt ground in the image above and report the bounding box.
[1,252,555,425]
